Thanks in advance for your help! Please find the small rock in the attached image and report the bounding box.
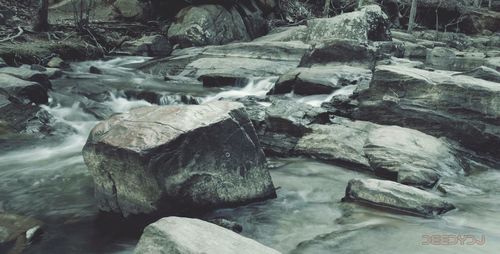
[208,218,243,233]
[25,225,43,243]
[89,66,102,74]
[343,178,456,217]
[47,57,69,69]
[134,217,281,254]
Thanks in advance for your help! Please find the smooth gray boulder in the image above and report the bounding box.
[168,5,250,47]
[121,35,172,57]
[270,65,372,95]
[354,65,500,158]
[0,67,51,89]
[294,118,378,170]
[134,217,281,254]
[344,179,456,217]
[82,101,276,217]
[0,73,48,104]
[364,126,464,187]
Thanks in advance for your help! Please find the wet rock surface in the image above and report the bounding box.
[343,179,456,217]
[82,101,276,217]
[134,217,281,254]
[354,65,500,158]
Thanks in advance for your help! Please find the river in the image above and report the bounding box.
[1,57,499,254]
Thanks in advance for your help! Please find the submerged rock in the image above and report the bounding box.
[0,213,43,254]
[354,65,500,158]
[343,179,456,217]
[208,218,243,233]
[82,101,276,217]
[134,217,281,254]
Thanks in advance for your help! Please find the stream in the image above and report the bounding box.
[1,57,499,254]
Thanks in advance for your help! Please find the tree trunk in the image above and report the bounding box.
[407,0,417,33]
[34,0,50,32]
[489,0,492,9]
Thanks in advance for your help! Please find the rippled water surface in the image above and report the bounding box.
[1,58,499,254]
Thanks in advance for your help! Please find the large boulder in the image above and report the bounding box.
[364,126,464,187]
[168,5,251,47]
[121,35,172,57]
[303,5,391,42]
[354,65,500,158]
[343,178,456,217]
[134,217,281,254]
[82,101,276,217]
[270,65,372,95]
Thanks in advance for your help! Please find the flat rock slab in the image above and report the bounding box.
[344,179,456,217]
[364,126,464,187]
[83,101,276,217]
[270,65,372,95]
[355,65,500,158]
[134,217,281,254]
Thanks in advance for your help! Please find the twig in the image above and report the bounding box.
[0,26,24,43]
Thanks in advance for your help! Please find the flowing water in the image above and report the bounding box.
[1,58,499,254]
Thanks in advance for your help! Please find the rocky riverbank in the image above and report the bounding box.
[1,0,499,254]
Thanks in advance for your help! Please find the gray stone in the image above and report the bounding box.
[364,126,464,187]
[297,5,391,43]
[270,65,372,95]
[457,66,500,83]
[0,57,6,68]
[168,5,250,47]
[0,67,51,89]
[354,65,500,158]
[299,39,378,68]
[114,0,144,19]
[46,57,69,69]
[82,101,276,217]
[122,35,172,57]
[0,73,48,104]
[0,213,43,253]
[486,57,500,71]
[134,217,281,254]
[294,118,378,169]
[344,179,456,217]
[426,47,486,71]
